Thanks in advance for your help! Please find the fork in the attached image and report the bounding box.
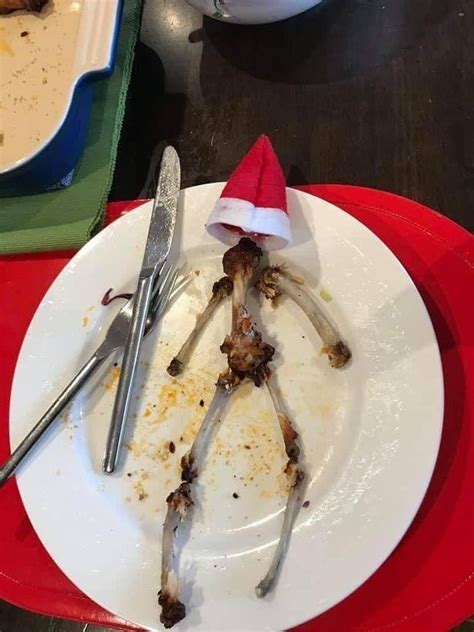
[0,265,186,487]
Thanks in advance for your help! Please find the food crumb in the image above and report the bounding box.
[169,441,176,454]
[232,492,239,499]
[320,288,332,303]
[102,366,121,392]
[291,273,305,284]
[199,399,204,407]
[303,500,310,508]
[134,480,148,501]
[194,270,200,276]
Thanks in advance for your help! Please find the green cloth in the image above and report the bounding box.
[0,0,143,255]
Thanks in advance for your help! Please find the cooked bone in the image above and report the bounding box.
[255,376,305,597]
[159,382,232,628]
[256,266,351,368]
[167,276,233,376]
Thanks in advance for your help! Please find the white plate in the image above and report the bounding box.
[10,184,443,632]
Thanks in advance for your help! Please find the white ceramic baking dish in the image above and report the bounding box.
[0,0,123,196]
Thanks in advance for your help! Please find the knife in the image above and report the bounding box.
[103,146,181,474]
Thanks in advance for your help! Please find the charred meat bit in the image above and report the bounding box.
[158,591,186,629]
[222,237,262,281]
[321,341,352,369]
[220,330,274,385]
[221,239,274,386]
[166,482,193,516]
[180,453,196,483]
[212,275,233,297]
[167,357,183,377]
[278,413,300,463]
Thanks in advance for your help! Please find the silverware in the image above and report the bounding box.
[0,266,183,487]
[103,146,181,474]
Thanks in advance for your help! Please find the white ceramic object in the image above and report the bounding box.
[0,0,121,193]
[10,185,443,631]
[185,0,323,25]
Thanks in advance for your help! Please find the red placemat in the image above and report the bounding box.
[0,187,472,631]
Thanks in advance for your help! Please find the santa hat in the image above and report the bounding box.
[206,135,290,250]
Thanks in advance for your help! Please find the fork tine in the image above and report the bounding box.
[155,268,180,314]
[159,262,174,292]
[152,262,172,300]
[171,274,191,297]
[156,271,185,320]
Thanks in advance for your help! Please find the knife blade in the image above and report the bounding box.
[103,146,181,474]
[141,146,181,276]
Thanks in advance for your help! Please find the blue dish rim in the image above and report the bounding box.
[0,0,124,179]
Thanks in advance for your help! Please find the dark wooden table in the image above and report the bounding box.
[111,0,474,233]
[1,0,473,630]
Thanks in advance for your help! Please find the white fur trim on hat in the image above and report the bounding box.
[206,198,290,251]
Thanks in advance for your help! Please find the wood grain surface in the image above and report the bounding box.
[112,0,473,231]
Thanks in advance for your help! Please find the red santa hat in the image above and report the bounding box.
[206,135,290,250]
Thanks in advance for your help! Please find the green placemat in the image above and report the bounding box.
[0,0,143,255]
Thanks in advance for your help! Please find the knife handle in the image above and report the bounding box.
[103,275,154,474]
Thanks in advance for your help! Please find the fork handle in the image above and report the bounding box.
[0,353,106,487]
[103,275,155,474]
